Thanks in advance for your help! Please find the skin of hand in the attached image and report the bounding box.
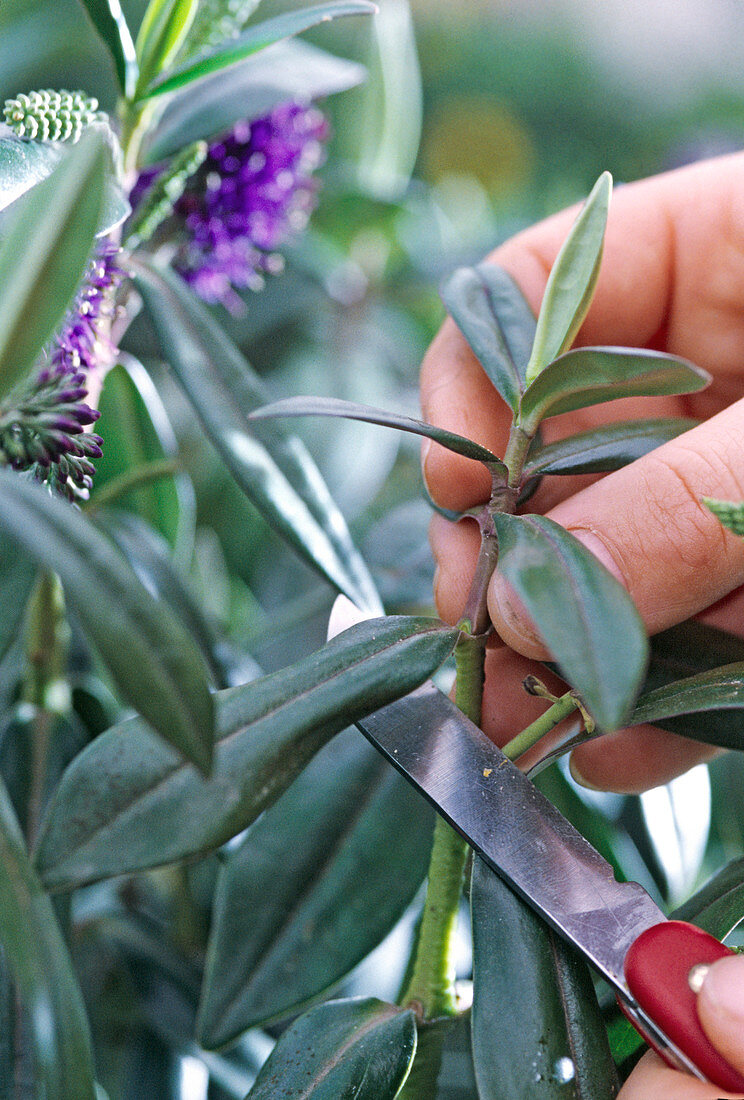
[421,151,744,793]
[619,953,744,1098]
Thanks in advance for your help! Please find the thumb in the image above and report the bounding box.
[697,954,744,1076]
[487,399,744,660]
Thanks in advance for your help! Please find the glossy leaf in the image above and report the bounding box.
[139,0,377,100]
[440,263,536,413]
[493,512,648,729]
[628,663,744,751]
[0,132,130,231]
[250,395,504,467]
[93,358,192,553]
[98,512,225,688]
[0,470,214,774]
[143,38,365,163]
[673,857,744,940]
[523,417,697,478]
[78,0,138,96]
[524,172,611,385]
[244,997,416,1100]
[198,730,434,1046]
[704,497,744,537]
[519,347,710,435]
[0,776,96,1099]
[35,616,458,888]
[135,0,198,96]
[471,857,618,1100]
[0,132,105,399]
[131,256,381,613]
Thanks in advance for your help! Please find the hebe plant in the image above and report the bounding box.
[0,1,742,1097]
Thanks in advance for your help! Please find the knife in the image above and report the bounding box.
[328,599,744,1092]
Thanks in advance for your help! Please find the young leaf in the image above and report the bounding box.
[519,347,710,435]
[673,857,744,940]
[131,256,382,614]
[493,512,648,729]
[440,263,536,413]
[471,856,619,1100]
[35,616,458,888]
[703,497,744,537]
[628,663,744,751]
[135,0,199,96]
[0,777,96,1100]
[523,417,697,478]
[249,395,505,467]
[77,0,139,97]
[524,172,611,386]
[0,132,105,400]
[93,357,193,554]
[0,470,214,774]
[244,998,416,1100]
[197,731,434,1046]
[143,39,365,163]
[138,0,377,99]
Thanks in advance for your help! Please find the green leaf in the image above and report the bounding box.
[93,358,193,554]
[198,730,434,1046]
[244,998,416,1100]
[440,263,536,413]
[703,497,744,538]
[135,0,199,96]
[673,857,744,941]
[250,395,505,468]
[0,132,130,232]
[131,256,381,613]
[138,0,377,100]
[470,857,619,1100]
[0,470,214,774]
[628,663,744,751]
[0,534,36,664]
[524,172,611,386]
[98,512,225,688]
[519,347,710,434]
[0,132,105,399]
[493,512,648,729]
[143,39,365,163]
[0,776,96,1099]
[0,705,88,831]
[78,0,139,97]
[523,417,698,478]
[35,616,458,888]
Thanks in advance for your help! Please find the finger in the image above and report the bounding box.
[488,398,744,660]
[618,1049,744,1100]
[697,955,744,1076]
[569,727,721,795]
[421,152,744,512]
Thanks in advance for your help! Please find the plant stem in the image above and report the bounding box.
[502,423,533,488]
[22,573,70,846]
[501,691,580,761]
[86,457,180,513]
[400,632,485,1018]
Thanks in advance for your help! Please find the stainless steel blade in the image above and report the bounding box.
[356,682,663,993]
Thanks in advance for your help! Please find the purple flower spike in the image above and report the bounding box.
[172,101,329,310]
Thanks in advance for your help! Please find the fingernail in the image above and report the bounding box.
[421,437,432,493]
[488,573,544,650]
[569,530,625,586]
[700,955,744,1024]
[568,753,602,792]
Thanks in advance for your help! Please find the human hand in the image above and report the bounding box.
[617,953,744,1098]
[421,153,744,792]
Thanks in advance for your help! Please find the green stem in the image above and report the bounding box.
[400,633,485,1018]
[502,423,533,488]
[501,691,580,762]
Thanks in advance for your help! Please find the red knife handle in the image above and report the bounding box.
[623,920,744,1093]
